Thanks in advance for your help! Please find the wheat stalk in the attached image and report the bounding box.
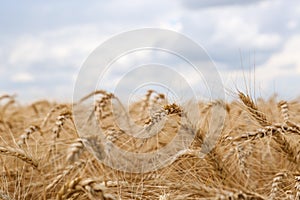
[236,143,251,178]
[0,94,12,102]
[279,100,289,123]
[94,92,115,121]
[139,90,154,116]
[56,177,115,200]
[233,123,287,142]
[233,124,298,164]
[0,190,12,200]
[0,145,38,169]
[269,172,287,200]
[67,139,85,162]
[82,136,106,161]
[77,90,109,104]
[273,132,298,164]
[0,99,15,118]
[216,191,265,200]
[41,104,70,127]
[46,160,85,191]
[52,111,73,139]
[1,89,300,199]
[17,125,41,146]
[144,103,182,132]
[295,175,300,200]
[238,91,270,126]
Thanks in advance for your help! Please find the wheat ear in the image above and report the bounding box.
[46,160,85,191]
[0,190,12,200]
[67,139,85,162]
[17,125,41,146]
[41,104,69,127]
[56,177,115,200]
[273,132,298,164]
[144,103,182,131]
[278,101,289,123]
[52,111,72,139]
[295,175,300,200]
[0,94,12,102]
[269,172,287,200]
[0,145,38,169]
[238,91,270,126]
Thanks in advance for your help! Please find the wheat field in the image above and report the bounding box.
[0,90,299,200]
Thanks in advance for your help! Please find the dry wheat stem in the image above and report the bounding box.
[0,190,12,200]
[77,90,109,105]
[144,103,182,132]
[67,139,85,162]
[216,191,266,200]
[279,100,289,123]
[94,92,115,121]
[46,160,85,192]
[233,124,299,164]
[56,177,115,200]
[1,99,15,117]
[17,125,41,146]
[236,144,251,178]
[0,145,38,169]
[295,175,300,200]
[1,89,300,199]
[269,172,287,200]
[52,111,73,139]
[140,90,154,115]
[233,123,287,142]
[273,132,298,164]
[238,91,270,126]
[0,94,12,102]
[41,104,70,127]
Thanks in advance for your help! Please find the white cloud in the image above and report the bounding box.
[157,11,183,32]
[1,0,300,101]
[11,72,34,83]
[256,35,300,80]
[220,34,300,98]
[182,0,264,9]
[212,17,281,50]
[8,25,107,68]
[287,20,298,30]
[219,32,300,97]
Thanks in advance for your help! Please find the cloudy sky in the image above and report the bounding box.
[1,0,300,103]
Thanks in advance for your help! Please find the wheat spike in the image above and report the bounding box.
[52,111,72,139]
[269,172,287,199]
[67,139,85,162]
[41,104,69,127]
[238,91,270,126]
[0,190,12,200]
[143,103,182,136]
[46,160,85,191]
[279,100,289,123]
[94,92,115,121]
[0,145,38,169]
[273,132,298,164]
[57,177,115,200]
[295,175,300,200]
[236,143,251,178]
[0,94,12,102]
[17,125,41,146]
[77,90,109,104]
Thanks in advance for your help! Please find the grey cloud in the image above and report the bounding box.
[182,0,264,9]
[177,1,300,70]
[1,0,300,101]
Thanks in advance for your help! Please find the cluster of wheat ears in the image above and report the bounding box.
[0,89,300,200]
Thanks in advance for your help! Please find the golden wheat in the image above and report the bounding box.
[0,89,299,199]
